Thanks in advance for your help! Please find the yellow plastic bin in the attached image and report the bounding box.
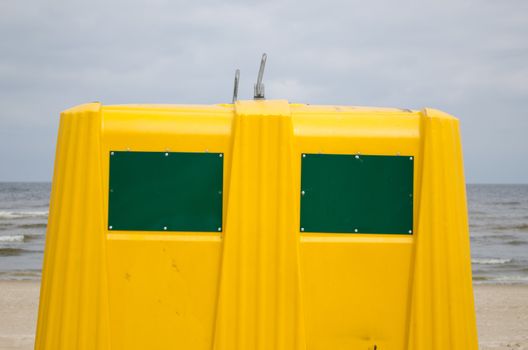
[36,100,478,349]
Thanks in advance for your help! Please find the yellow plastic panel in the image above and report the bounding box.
[213,100,305,350]
[100,104,233,350]
[300,235,413,349]
[106,234,222,350]
[291,105,421,349]
[407,109,478,349]
[35,103,111,350]
[36,101,478,350]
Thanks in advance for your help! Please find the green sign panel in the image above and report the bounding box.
[108,151,223,232]
[300,154,413,234]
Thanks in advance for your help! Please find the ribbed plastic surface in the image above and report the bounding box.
[35,103,110,349]
[213,101,305,349]
[35,101,478,350]
[408,109,477,349]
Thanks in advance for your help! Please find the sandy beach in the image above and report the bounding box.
[0,282,39,350]
[0,281,526,349]
[474,285,528,349]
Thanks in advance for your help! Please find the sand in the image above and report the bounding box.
[0,281,39,350]
[475,285,528,349]
[0,281,526,349]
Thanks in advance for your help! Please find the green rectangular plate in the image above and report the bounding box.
[108,151,223,232]
[300,154,413,234]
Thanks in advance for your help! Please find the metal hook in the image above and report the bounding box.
[232,69,240,103]
[254,53,267,99]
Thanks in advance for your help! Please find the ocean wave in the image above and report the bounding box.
[487,275,528,283]
[470,234,525,244]
[17,223,47,229]
[472,233,517,239]
[472,258,512,265]
[0,235,24,242]
[490,201,521,206]
[472,276,491,281]
[0,223,14,230]
[492,223,528,232]
[0,247,26,256]
[0,211,48,219]
[0,270,41,281]
[23,232,45,240]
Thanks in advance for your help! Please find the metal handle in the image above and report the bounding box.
[232,69,240,103]
[254,53,267,99]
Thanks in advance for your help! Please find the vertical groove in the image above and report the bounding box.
[274,119,284,350]
[48,113,80,348]
[35,111,71,349]
[58,110,86,348]
[407,109,478,350]
[213,101,306,350]
[35,103,110,350]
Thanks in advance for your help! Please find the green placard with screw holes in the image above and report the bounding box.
[300,153,413,234]
[108,151,223,232]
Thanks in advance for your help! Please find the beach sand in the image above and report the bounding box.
[475,285,528,349]
[0,281,526,349]
[0,281,39,350]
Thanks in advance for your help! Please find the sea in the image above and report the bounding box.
[0,183,527,283]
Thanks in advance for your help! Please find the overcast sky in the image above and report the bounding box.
[0,0,527,183]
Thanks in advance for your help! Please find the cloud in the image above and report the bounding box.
[0,0,527,182]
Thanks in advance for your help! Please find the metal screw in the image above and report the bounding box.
[218,227,222,231]
[355,155,360,159]
[164,226,167,230]
[301,190,305,196]
[219,154,223,158]
[165,152,169,156]
[302,154,306,158]
[409,230,412,233]
[354,228,358,232]
[409,156,413,160]
[111,152,114,156]
[301,227,305,232]
[109,226,113,230]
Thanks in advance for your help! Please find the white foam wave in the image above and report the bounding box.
[0,235,24,242]
[472,258,512,265]
[0,211,48,219]
[0,270,41,281]
[493,275,528,282]
[474,275,528,284]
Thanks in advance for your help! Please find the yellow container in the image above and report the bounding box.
[36,100,478,349]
